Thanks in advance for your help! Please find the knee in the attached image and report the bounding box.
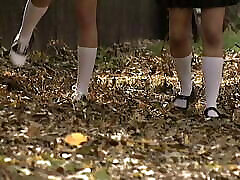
[170,31,191,47]
[203,28,223,47]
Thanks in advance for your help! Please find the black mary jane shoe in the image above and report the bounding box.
[173,87,195,110]
[204,107,222,118]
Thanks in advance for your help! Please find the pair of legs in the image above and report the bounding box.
[169,8,225,117]
[10,0,98,99]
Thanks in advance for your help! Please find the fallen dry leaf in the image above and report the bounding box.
[27,122,41,137]
[64,133,88,146]
[233,109,240,122]
[0,39,239,179]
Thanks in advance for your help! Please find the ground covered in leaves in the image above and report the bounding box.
[0,40,239,179]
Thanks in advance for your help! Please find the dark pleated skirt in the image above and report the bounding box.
[162,0,239,8]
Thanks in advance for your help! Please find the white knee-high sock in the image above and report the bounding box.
[76,47,97,95]
[174,54,193,108]
[202,56,224,117]
[18,0,48,47]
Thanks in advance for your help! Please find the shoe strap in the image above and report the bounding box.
[173,86,195,110]
[175,94,191,101]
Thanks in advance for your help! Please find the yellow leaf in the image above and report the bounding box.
[227,164,240,171]
[3,71,12,77]
[64,133,88,146]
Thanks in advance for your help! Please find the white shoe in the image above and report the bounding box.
[10,35,29,67]
[71,84,86,102]
[72,91,85,102]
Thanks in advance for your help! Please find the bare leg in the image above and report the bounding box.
[169,8,193,58]
[201,8,225,117]
[73,0,98,99]
[201,8,225,57]
[76,0,98,48]
[169,8,193,108]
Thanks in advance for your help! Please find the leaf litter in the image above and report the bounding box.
[0,40,239,179]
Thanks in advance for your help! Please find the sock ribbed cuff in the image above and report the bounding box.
[174,53,192,61]
[202,56,224,63]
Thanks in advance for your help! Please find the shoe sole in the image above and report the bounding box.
[173,87,196,110]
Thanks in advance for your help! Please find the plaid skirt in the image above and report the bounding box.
[162,0,239,8]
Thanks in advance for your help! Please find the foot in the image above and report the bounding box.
[173,87,195,110]
[71,84,87,102]
[10,35,29,67]
[71,91,87,102]
[204,107,221,118]
[71,91,88,112]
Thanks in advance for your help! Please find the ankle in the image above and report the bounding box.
[180,82,192,96]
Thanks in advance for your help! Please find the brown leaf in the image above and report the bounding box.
[233,109,240,122]
[27,122,41,137]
